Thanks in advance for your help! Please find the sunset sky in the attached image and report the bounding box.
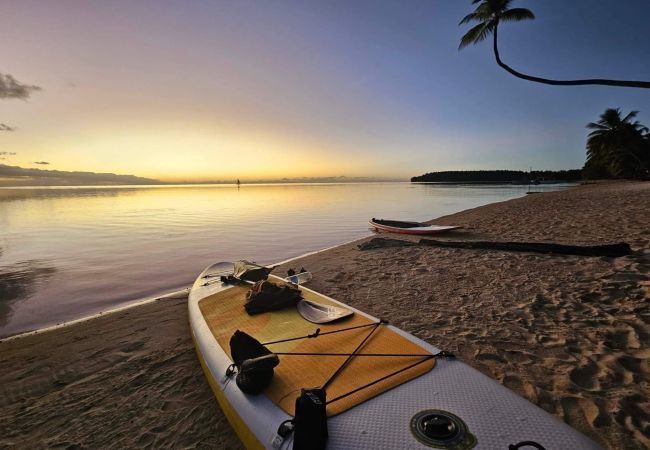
[1,0,650,181]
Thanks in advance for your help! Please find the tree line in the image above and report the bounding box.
[413,107,650,182]
[433,2,650,182]
[411,170,582,183]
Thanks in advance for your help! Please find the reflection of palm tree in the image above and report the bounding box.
[586,108,650,178]
[459,0,650,89]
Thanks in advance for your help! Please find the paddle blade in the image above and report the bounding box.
[297,300,354,324]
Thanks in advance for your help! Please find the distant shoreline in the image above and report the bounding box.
[0,180,583,189]
[412,180,579,185]
[0,179,406,188]
[0,180,403,188]
[0,163,402,186]
[411,169,583,184]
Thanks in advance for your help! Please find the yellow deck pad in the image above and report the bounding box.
[199,277,435,416]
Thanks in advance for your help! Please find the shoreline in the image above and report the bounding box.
[0,289,190,342]
[0,236,366,342]
[1,181,648,449]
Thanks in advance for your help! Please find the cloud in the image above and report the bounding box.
[0,124,15,131]
[0,73,41,100]
[33,161,50,165]
[0,152,17,156]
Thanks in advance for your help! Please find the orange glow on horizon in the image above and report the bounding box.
[4,120,404,182]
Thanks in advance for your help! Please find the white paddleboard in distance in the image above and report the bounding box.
[189,261,600,449]
[369,218,462,236]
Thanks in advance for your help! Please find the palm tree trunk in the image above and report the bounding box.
[492,23,650,89]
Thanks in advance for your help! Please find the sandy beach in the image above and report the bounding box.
[1,181,648,449]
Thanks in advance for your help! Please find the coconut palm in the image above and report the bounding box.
[459,0,650,89]
[585,108,650,178]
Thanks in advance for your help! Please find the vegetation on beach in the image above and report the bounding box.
[459,0,650,89]
[584,109,650,180]
[412,107,650,182]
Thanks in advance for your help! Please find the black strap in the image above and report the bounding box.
[261,321,386,346]
[323,351,451,405]
[321,321,383,391]
[277,419,294,438]
[326,355,435,405]
[273,351,432,357]
[263,319,452,401]
[509,441,547,450]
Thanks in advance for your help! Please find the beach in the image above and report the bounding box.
[1,181,648,449]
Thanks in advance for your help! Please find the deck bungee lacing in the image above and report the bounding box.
[260,321,382,345]
[225,320,455,450]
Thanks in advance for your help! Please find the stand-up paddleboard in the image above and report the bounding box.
[189,262,599,449]
[370,218,462,235]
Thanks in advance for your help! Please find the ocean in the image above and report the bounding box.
[0,182,573,337]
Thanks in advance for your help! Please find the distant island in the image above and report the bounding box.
[0,164,162,187]
[0,164,400,187]
[411,169,582,184]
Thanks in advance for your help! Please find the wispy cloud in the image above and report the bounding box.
[0,124,15,131]
[0,73,41,100]
[33,161,50,165]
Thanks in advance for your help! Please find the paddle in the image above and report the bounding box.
[201,261,235,279]
[200,261,314,287]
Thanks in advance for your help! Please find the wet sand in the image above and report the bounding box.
[1,181,648,449]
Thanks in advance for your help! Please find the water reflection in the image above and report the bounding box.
[0,183,572,336]
[0,261,56,327]
[0,186,141,203]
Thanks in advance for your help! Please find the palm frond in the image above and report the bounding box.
[459,22,495,50]
[459,12,482,25]
[500,8,535,22]
[621,110,639,123]
[601,108,622,124]
[586,122,609,131]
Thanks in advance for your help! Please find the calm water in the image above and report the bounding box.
[0,182,572,337]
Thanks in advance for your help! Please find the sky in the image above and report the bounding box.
[1,0,650,182]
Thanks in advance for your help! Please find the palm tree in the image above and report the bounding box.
[459,0,650,89]
[585,108,650,178]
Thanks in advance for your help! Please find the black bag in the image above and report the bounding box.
[229,330,279,395]
[244,280,302,315]
[230,330,271,366]
[293,388,328,450]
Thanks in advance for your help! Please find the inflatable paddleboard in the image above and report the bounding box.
[189,262,599,449]
[369,218,462,236]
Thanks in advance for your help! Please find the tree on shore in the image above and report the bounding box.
[459,0,650,89]
[584,108,650,179]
